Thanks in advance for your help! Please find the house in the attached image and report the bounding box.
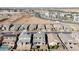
[10,24,21,31]
[64,13,73,20]
[71,32,79,43]
[2,33,17,48]
[37,24,46,31]
[34,12,41,17]
[17,30,31,51]
[58,33,79,51]
[49,11,58,20]
[39,12,45,19]
[47,33,60,49]
[19,24,29,31]
[29,24,37,31]
[55,12,62,20]
[33,10,49,19]
[61,23,73,32]
[49,12,56,20]
[70,24,79,31]
[39,11,50,19]
[59,12,65,20]
[73,14,79,23]
[46,24,55,32]
[32,32,47,50]
[2,24,11,31]
[53,23,63,32]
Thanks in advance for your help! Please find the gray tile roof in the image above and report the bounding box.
[18,32,31,42]
[29,24,36,30]
[33,32,45,43]
[10,24,21,31]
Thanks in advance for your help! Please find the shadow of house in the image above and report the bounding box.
[0,34,3,46]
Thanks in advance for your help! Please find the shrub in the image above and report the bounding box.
[49,45,59,49]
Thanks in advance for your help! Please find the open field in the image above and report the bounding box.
[0,13,52,24]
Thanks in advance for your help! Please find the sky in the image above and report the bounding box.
[0,0,79,7]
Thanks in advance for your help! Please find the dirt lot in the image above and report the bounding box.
[0,13,53,24]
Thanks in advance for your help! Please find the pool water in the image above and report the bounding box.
[0,45,10,51]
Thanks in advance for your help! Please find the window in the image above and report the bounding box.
[4,37,8,39]
[35,37,37,39]
[8,42,9,44]
[57,42,60,45]
[38,42,40,44]
[34,42,37,44]
[42,43,44,44]
[37,46,40,48]
[26,42,27,44]
[69,42,71,45]
[39,37,41,39]
[11,42,14,44]
[3,42,6,44]
[26,42,29,44]
[74,43,77,45]
[70,46,73,49]
[8,37,12,40]
[21,42,23,45]
[64,42,67,44]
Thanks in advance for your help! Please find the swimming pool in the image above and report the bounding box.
[0,45,10,51]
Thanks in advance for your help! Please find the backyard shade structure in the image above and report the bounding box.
[58,33,79,51]
[17,30,31,51]
[2,33,17,47]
